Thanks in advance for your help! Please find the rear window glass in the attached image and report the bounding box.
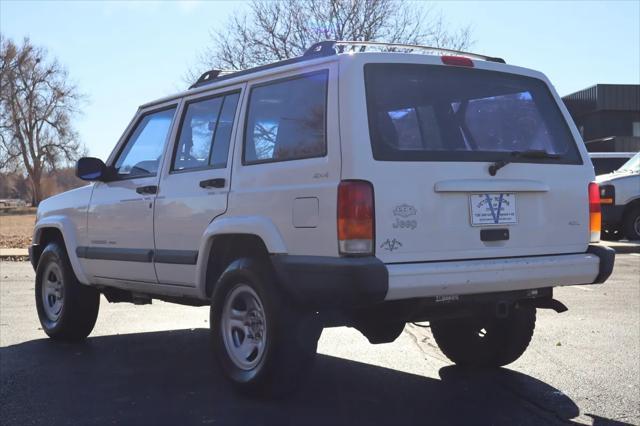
[364,64,581,164]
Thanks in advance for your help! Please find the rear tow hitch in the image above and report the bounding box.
[534,298,568,313]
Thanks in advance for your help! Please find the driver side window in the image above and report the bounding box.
[114,107,177,178]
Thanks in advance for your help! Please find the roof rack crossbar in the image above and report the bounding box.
[304,40,506,63]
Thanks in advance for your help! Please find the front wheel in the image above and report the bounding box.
[210,259,321,397]
[430,305,536,367]
[35,242,100,341]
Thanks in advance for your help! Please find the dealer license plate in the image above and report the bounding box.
[469,193,517,226]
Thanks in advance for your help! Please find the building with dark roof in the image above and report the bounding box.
[562,84,640,152]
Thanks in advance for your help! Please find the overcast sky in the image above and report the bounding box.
[2,0,639,160]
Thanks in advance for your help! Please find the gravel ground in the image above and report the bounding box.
[0,213,34,249]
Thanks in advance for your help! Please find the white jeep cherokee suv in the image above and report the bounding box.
[30,41,615,396]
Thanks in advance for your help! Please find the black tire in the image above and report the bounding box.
[430,305,536,367]
[210,258,321,397]
[622,205,640,241]
[35,242,100,341]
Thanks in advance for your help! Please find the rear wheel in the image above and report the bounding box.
[210,259,321,397]
[35,242,100,341]
[622,206,640,240]
[430,305,536,367]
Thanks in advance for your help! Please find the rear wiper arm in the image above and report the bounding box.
[489,149,561,176]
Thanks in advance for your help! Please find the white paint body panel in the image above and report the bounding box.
[153,85,245,286]
[225,61,342,259]
[337,53,595,264]
[85,177,158,282]
[32,185,94,284]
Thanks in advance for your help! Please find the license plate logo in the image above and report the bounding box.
[469,193,517,226]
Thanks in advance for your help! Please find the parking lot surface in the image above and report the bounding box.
[1,252,639,425]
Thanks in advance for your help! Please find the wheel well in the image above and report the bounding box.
[205,234,271,298]
[31,227,65,267]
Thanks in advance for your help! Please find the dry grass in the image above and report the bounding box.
[0,213,35,248]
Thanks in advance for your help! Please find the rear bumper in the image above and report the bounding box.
[271,245,615,308]
[385,245,615,300]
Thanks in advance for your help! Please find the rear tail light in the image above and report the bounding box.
[338,180,374,255]
[441,55,474,67]
[588,182,601,242]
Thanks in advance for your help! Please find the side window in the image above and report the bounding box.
[172,92,240,171]
[114,107,176,178]
[244,71,327,164]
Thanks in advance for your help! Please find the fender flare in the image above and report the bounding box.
[32,216,91,285]
[194,216,287,298]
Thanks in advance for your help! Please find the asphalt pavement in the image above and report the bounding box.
[1,252,639,425]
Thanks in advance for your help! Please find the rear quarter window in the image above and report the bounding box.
[243,70,328,165]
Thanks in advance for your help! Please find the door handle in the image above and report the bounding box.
[199,178,226,189]
[136,185,158,195]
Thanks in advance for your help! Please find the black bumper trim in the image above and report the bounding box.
[270,255,388,308]
[28,245,38,270]
[587,244,615,284]
[154,249,198,265]
[76,246,153,263]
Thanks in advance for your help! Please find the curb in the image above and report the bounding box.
[0,249,29,262]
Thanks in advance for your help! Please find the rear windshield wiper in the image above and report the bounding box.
[489,149,561,176]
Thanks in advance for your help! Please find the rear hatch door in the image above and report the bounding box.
[362,62,590,263]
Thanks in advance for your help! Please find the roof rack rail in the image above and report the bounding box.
[189,69,240,89]
[191,70,222,87]
[304,40,506,63]
[189,40,505,90]
[188,52,328,89]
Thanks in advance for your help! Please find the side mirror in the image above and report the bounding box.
[76,157,109,181]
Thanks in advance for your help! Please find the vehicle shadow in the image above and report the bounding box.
[0,328,625,426]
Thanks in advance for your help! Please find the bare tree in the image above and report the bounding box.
[188,0,473,81]
[0,35,84,205]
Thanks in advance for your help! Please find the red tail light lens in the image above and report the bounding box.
[588,182,601,242]
[441,55,474,67]
[338,180,374,255]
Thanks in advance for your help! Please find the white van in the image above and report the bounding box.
[30,41,615,396]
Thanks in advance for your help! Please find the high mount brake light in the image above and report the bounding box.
[338,180,374,255]
[441,55,474,67]
[588,182,601,242]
